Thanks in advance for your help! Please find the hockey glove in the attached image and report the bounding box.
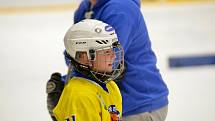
[46,72,64,121]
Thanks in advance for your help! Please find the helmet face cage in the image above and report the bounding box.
[89,41,124,84]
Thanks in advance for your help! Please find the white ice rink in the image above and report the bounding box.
[0,3,215,121]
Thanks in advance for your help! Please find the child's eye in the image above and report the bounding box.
[106,51,110,54]
[105,50,112,55]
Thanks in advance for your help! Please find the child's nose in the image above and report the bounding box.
[111,52,116,59]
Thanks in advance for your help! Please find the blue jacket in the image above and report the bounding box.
[71,0,169,116]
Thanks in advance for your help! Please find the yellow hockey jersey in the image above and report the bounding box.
[53,77,122,121]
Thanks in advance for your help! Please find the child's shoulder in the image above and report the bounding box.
[106,80,118,89]
[65,77,100,93]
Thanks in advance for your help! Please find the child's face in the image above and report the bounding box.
[92,49,116,73]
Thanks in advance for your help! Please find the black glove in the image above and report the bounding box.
[46,72,64,121]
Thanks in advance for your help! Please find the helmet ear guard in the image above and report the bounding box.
[89,49,95,61]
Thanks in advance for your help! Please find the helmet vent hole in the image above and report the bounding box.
[101,40,107,44]
[96,40,103,44]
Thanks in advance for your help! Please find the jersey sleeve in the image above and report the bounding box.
[100,2,148,55]
[101,12,132,53]
[100,4,135,53]
[53,86,101,121]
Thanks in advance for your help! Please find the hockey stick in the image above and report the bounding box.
[169,54,215,68]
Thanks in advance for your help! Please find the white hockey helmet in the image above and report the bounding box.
[64,19,124,84]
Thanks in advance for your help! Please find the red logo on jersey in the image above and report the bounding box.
[108,105,120,121]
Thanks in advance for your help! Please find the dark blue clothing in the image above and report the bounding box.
[70,0,169,116]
